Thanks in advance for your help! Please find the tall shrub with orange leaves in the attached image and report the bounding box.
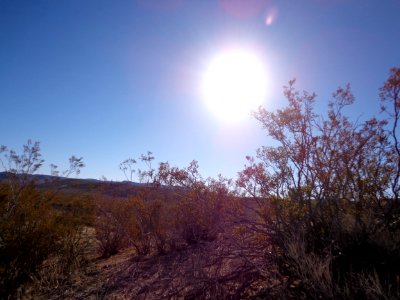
[235,68,400,299]
[0,141,86,298]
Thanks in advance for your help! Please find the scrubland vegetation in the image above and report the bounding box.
[1,68,400,299]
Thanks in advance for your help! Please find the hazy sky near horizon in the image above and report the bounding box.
[1,0,399,181]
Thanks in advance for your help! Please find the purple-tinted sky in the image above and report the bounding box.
[1,0,399,181]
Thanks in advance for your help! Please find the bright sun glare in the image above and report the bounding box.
[202,49,268,122]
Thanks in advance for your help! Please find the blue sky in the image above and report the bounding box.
[1,0,399,181]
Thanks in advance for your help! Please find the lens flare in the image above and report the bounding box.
[265,7,278,26]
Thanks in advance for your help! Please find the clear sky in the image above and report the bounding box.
[1,0,399,181]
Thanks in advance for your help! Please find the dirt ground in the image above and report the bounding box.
[24,228,275,300]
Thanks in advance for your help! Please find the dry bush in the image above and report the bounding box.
[0,183,91,298]
[156,161,229,246]
[31,228,90,295]
[0,141,87,298]
[234,68,400,299]
[276,229,400,300]
[95,197,135,257]
[95,192,170,257]
[284,236,335,299]
[126,194,168,255]
[96,158,231,259]
[93,185,230,268]
[171,191,220,245]
[0,183,58,297]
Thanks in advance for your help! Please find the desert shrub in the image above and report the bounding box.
[0,182,91,298]
[95,158,231,258]
[157,161,229,245]
[31,227,90,295]
[0,141,87,298]
[51,193,95,227]
[126,193,168,255]
[95,191,170,257]
[172,191,222,245]
[236,68,400,299]
[95,197,135,257]
[0,183,58,296]
[119,154,230,253]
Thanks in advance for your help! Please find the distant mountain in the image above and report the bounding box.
[0,172,154,198]
[0,172,143,184]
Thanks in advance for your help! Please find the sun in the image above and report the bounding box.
[202,49,268,122]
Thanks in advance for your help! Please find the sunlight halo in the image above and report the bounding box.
[202,49,268,122]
